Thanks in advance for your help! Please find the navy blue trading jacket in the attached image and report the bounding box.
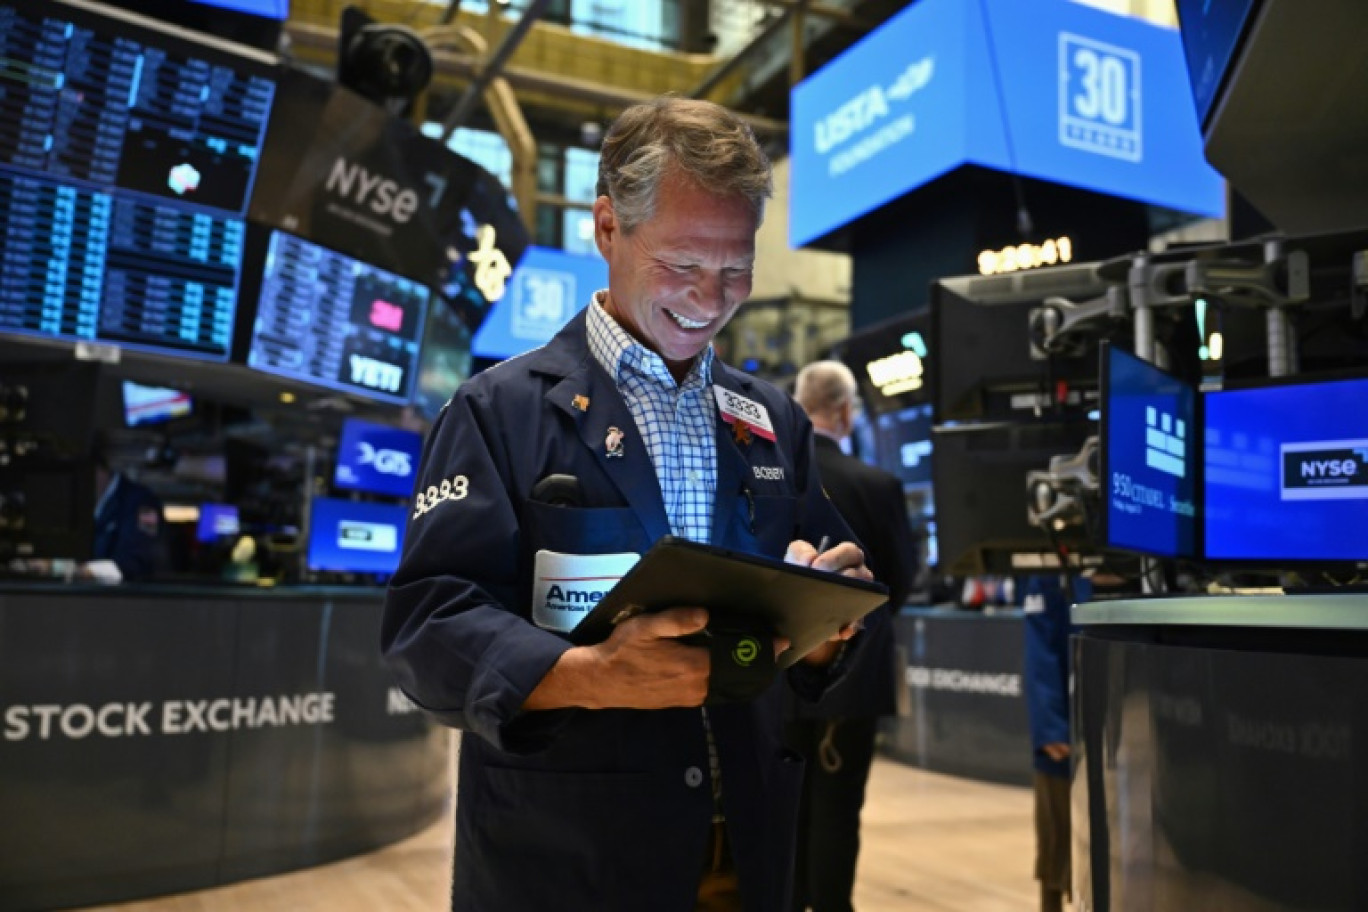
[382,308,859,912]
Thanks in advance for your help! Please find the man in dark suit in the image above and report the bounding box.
[787,360,918,912]
[89,433,162,583]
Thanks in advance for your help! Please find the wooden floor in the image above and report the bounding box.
[84,753,1051,912]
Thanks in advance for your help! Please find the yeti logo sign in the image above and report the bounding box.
[1281,440,1368,501]
[325,158,419,224]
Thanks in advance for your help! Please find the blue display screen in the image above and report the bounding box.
[196,503,240,543]
[789,0,969,248]
[1204,377,1368,562]
[190,0,290,19]
[788,0,1224,248]
[306,497,408,575]
[471,246,606,361]
[333,418,423,499]
[123,381,192,427]
[1103,347,1198,558]
[874,404,934,490]
[1174,0,1260,126]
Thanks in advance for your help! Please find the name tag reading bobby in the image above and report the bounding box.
[714,387,776,441]
[533,550,640,633]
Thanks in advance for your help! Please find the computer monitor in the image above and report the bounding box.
[1100,345,1199,559]
[333,418,422,499]
[123,382,193,428]
[872,404,934,490]
[196,503,241,543]
[931,263,1112,422]
[0,0,277,361]
[306,497,408,576]
[833,311,931,417]
[411,294,473,422]
[243,229,429,405]
[932,421,1095,576]
[1204,374,1368,564]
[1173,0,1262,129]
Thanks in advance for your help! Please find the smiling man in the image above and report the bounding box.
[383,96,871,912]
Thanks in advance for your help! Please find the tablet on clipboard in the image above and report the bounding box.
[568,536,890,669]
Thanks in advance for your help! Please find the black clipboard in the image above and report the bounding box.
[568,536,890,668]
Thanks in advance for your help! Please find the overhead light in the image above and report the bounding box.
[280,392,296,404]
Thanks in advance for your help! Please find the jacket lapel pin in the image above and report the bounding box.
[605,426,625,458]
[572,394,590,412]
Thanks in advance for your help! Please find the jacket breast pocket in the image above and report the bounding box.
[523,500,648,556]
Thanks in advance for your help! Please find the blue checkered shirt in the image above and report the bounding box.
[587,296,717,544]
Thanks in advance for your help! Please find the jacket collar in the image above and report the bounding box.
[530,308,765,547]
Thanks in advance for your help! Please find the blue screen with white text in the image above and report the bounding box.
[1204,377,1368,562]
[1104,347,1198,558]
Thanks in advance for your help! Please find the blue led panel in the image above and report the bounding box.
[1102,346,1198,559]
[306,497,408,575]
[1204,376,1368,563]
[789,0,1225,248]
[333,418,423,499]
[471,245,606,361]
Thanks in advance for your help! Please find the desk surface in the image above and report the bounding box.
[1072,592,1368,629]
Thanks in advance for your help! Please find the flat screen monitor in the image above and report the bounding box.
[1174,0,1262,128]
[931,263,1111,422]
[123,381,193,427]
[333,418,422,499]
[1100,345,1199,559]
[1204,375,1368,564]
[412,294,473,422]
[244,229,429,405]
[833,311,931,417]
[196,503,240,542]
[873,404,934,490]
[932,421,1094,576]
[0,1,276,361]
[306,497,408,576]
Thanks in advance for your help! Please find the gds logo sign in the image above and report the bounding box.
[1059,32,1142,162]
[1281,440,1368,501]
[356,442,412,478]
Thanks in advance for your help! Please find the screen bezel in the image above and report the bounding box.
[1098,342,1202,561]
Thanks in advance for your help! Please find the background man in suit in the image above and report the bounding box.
[788,360,918,912]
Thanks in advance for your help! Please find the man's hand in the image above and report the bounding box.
[783,538,872,666]
[525,607,781,711]
[1042,742,1071,762]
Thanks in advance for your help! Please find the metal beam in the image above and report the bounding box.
[689,5,793,100]
[756,0,871,29]
[439,0,549,141]
[286,21,790,138]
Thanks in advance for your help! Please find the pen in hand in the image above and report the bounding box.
[816,535,831,557]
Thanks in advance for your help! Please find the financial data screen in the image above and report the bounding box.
[247,231,428,405]
[0,1,275,361]
[1204,376,1368,562]
[1103,347,1198,559]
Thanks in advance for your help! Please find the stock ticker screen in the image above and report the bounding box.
[1204,376,1368,563]
[1102,346,1199,559]
[0,0,275,360]
[246,230,428,405]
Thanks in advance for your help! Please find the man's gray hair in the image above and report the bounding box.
[595,95,773,233]
[794,360,859,419]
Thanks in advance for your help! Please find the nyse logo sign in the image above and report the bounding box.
[1281,440,1368,501]
[511,268,575,341]
[1059,33,1142,163]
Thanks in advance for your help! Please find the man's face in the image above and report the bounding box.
[593,170,758,381]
